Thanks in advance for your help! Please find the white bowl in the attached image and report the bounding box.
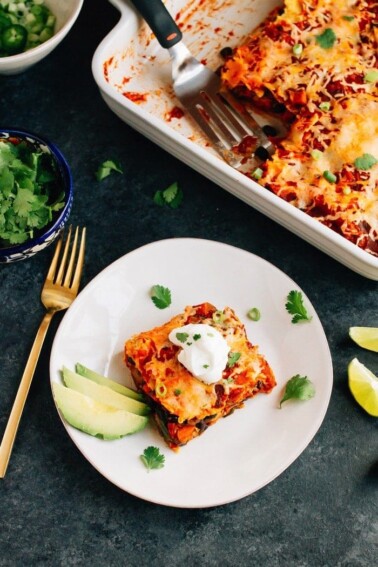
[0,0,84,75]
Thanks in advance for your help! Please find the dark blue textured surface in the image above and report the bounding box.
[0,1,377,565]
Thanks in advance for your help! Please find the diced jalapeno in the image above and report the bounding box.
[1,24,27,54]
[0,1,56,57]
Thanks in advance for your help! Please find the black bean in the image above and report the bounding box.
[220,46,233,59]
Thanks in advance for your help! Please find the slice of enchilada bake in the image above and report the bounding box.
[221,0,378,256]
[124,303,276,450]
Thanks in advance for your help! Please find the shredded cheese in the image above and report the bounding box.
[222,0,378,256]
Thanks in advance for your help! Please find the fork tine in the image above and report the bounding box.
[205,88,253,140]
[196,95,239,149]
[70,227,86,292]
[55,225,72,285]
[220,91,275,151]
[46,231,64,281]
[62,226,79,288]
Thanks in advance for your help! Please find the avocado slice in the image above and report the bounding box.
[62,367,150,416]
[75,363,143,401]
[52,382,148,440]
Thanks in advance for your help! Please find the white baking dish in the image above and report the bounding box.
[92,0,378,280]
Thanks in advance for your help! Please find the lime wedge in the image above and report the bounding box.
[348,358,378,417]
[349,327,378,353]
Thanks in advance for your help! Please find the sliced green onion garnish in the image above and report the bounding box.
[319,102,331,111]
[323,170,337,183]
[247,307,261,321]
[156,383,167,397]
[252,167,263,180]
[212,310,226,324]
[311,149,323,160]
[292,44,303,57]
[364,70,378,83]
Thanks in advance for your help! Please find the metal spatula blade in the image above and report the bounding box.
[130,0,275,171]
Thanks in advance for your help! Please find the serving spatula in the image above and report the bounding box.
[130,0,275,170]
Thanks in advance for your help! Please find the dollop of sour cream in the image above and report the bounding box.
[168,323,230,384]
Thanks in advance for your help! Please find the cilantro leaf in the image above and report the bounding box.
[151,285,172,309]
[280,375,316,407]
[176,332,189,343]
[140,446,165,471]
[285,290,312,324]
[227,352,241,367]
[0,139,65,246]
[153,182,183,209]
[354,153,378,170]
[0,166,14,195]
[153,190,166,206]
[162,182,179,204]
[95,159,123,181]
[315,28,337,49]
[13,188,37,217]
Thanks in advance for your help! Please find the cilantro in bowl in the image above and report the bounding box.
[0,0,56,57]
[0,135,66,246]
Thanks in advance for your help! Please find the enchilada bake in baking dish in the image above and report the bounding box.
[124,303,276,450]
[221,0,378,256]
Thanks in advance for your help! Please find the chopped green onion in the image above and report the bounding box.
[247,307,261,321]
[323,170,337,183]
[342,15,355,21]
[252,167,263,180]
[156,383,167,398]
[319,102,331,111]
[212,310,226,324]
[364,70,378,83]
[311,149,323,160]
[292,43,303,57]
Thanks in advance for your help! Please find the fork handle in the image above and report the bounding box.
[0,311,54,478]
[129,0,182,48]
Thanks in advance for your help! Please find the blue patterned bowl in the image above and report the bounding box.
[0,128,73,263]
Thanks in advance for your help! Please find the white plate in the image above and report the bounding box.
[50,238,333,508]
[91,0,378,280]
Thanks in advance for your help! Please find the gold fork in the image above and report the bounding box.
[0,226,86,478]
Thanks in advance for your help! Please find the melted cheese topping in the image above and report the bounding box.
[222,0,378,255]
[125,304,276,425]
